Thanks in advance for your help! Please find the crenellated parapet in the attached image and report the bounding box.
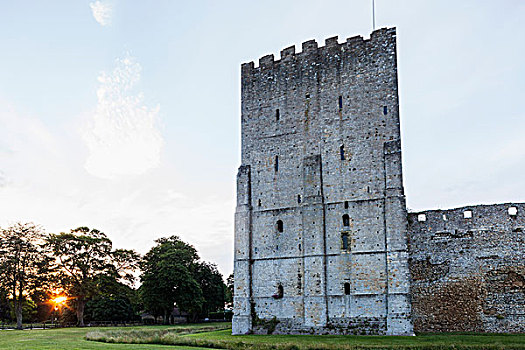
[242,27,396,74]
[241,27,397,102]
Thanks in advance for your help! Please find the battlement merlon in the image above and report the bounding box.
[240,27,397,76]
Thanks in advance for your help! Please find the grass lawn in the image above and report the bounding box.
[86,325,525,350]
[188,329,525,349]
[0,324,227,350]
[3,323,525,350]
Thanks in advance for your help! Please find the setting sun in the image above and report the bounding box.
[52,296,67,305]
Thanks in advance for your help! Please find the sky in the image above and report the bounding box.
[0,0,524,277]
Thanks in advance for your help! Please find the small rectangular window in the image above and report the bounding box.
[417,214,426,222]
[338,96,343,109]
[275,109,280,121]
[340,145,345,160]
[383,106,388,115]
[464,210,472,219]
[341,232,349,251]
[344,201,349,209]
[275,156,279,172]
[508,207,518,216]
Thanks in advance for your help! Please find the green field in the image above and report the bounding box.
[0,324,223,350]
[2,323,525,350]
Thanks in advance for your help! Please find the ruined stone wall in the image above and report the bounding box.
[233,27,413,335]
[408,203,525,333]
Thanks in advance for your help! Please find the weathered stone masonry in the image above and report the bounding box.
[233,27,413,335]
[409,203,525,333]
[233,27,524,335]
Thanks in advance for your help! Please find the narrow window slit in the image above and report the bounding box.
[276,220,283,233]
[272,284,284,299]
[342,214,350,227]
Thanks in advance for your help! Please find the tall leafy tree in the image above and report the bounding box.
[85,275,141,322]
[194,262,226,316]
[0,223,52,329]
[226,273,234,306]
[140,236,205,323]
[46,227,139,326]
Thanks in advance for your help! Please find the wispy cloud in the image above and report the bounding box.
[83,54,163,179]
[0,102,233,276]
[89,1,113,27]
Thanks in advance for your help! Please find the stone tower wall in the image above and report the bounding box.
[408,203,525,333]
[233,27,413,335]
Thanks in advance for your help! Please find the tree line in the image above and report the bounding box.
[0,222,233,330]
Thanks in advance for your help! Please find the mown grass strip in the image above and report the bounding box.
[86,327,525,350]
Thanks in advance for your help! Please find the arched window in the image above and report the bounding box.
[276,220,283,233]
[344,282,350,295]
[342,214,350,227]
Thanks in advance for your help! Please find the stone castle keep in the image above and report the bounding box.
[233,27,524,335]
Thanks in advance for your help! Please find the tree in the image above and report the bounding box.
[0,223,52,329]
[85,276,141,322]
[194,262,226,316]
[46,227,139,326]
[0,288,9,322]
[225,273,234,306]
[140,236,205,323]
[85,297,135,322]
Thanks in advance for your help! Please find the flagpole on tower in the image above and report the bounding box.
[372,0,376,31]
